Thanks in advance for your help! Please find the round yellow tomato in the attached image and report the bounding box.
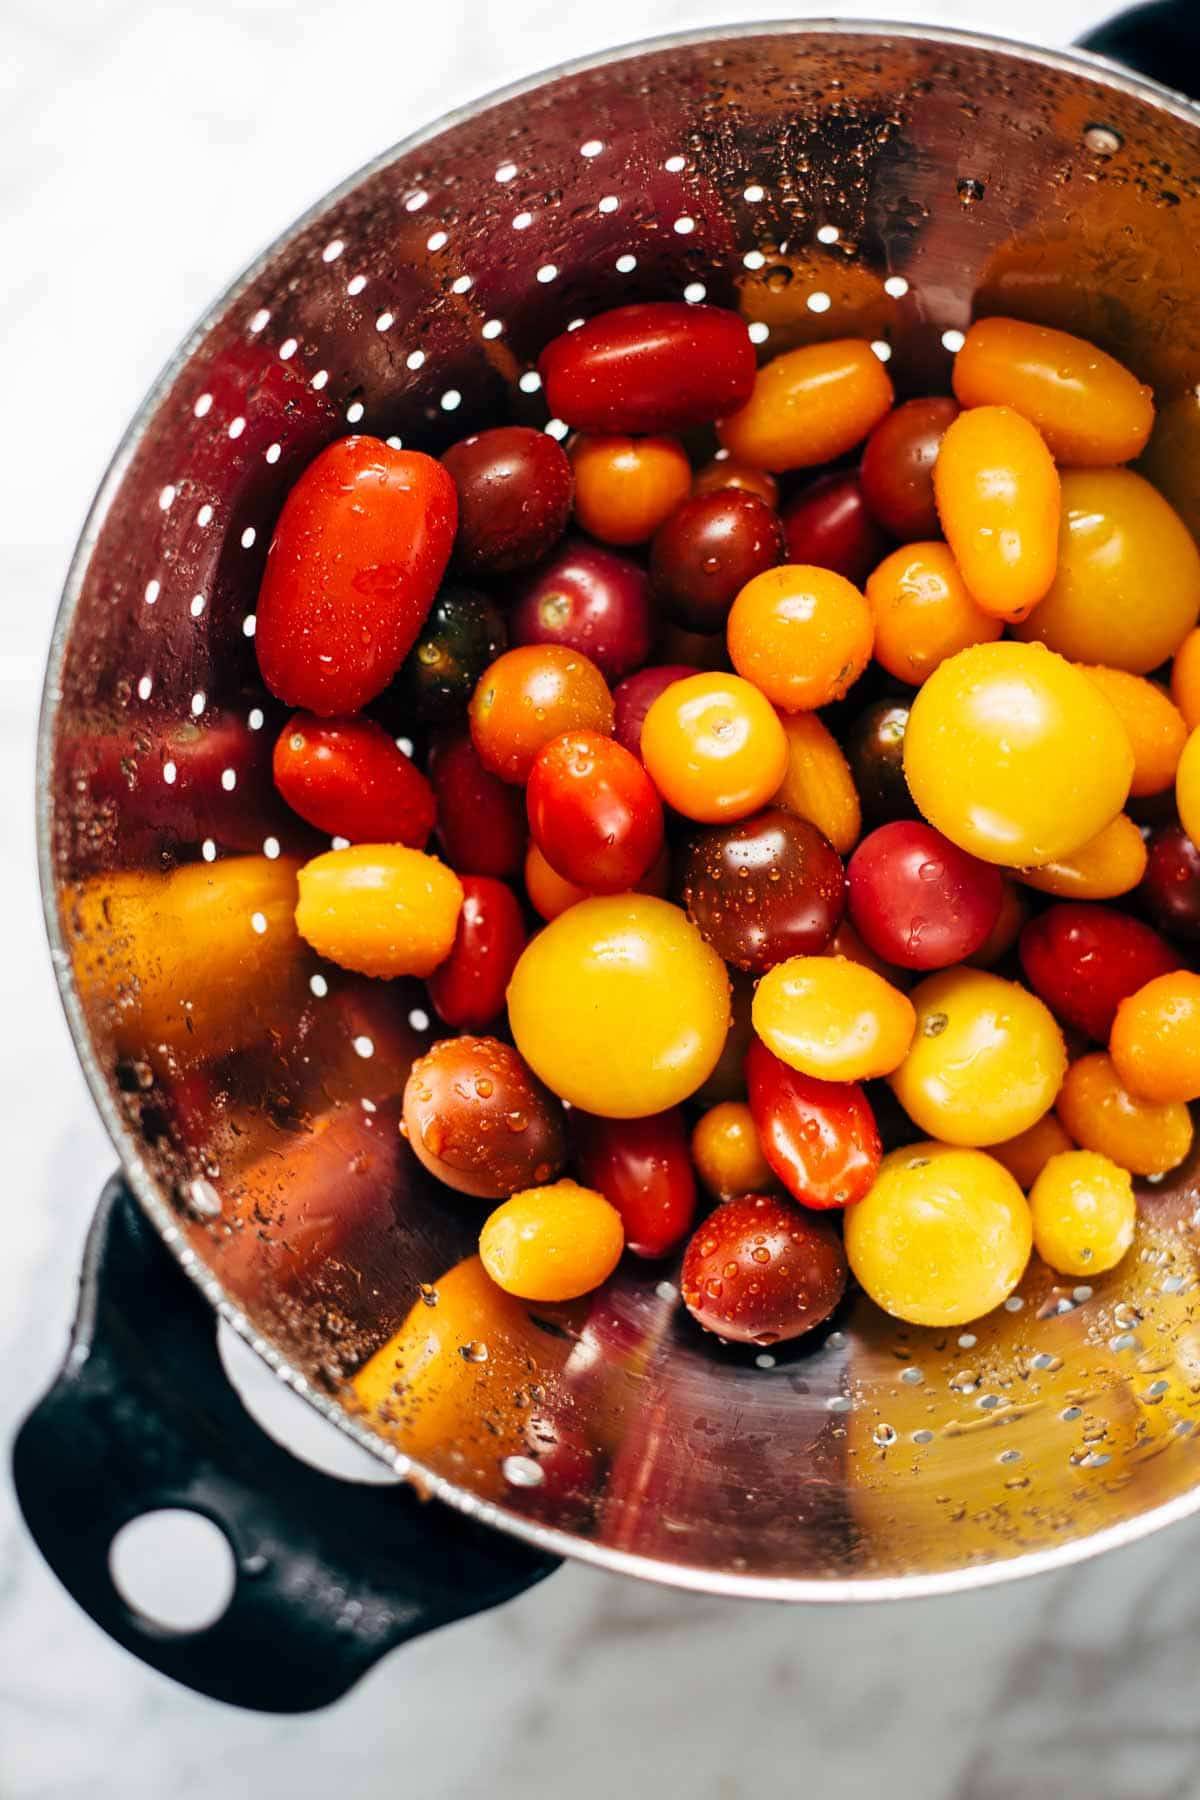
[752,955,915,1082]
[480,1181,624,1301]
[1028,1149,1135,1278]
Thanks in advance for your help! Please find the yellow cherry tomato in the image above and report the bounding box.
[1015,814,1146,901]
[903,640,1134,867]
[570,433,692,545]
[1171,627,1200,730]
[773,710,862,854]
[1177,726,1200,849]
[1110,970,1200,1103]
[889,967,1066,1146]
[1078,667,1186,797]
[295,844,462,978]
[1057,1052,1193,1177]
[480,1181,624,1302]
[752,955,915,1082]
[844,1144,1032,1327]
[507,895,730,1117]
[952,317,1154,466]
[1015,470,1200,673]
[1029,1150,1136,1277]
[641,671,788,822]
[991,1111,1076,1190]
[933,404,1060,622]
[965,879,1028,969]
[717,338,894,471]
[691,1100,774,1198]
[866,541,1002,684]
[726,565,874,712]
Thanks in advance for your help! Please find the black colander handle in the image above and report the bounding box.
[1077,0,1200,96]
[11,1177,558,1713]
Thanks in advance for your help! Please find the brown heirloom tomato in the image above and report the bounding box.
[509,540,652,683]
[402,1037,566,1198]
[680,808,845,973]
[681,1195,847,1346]
[441,425,573,575]
[650,490,785,631]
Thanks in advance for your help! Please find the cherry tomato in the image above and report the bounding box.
[1016,814,1146,901]
[727,565,874,712]
[426,876,526,1029]
[1171,627,1200,730]
[965,878,1028,970]
[680,807,844,973]
[890,967,1066,1146]
[650,490,785,631]
[746,1037,881,1210]
[933,405,1060,622]
[572,1108,697,1257]
[867,542,1002,685]
[1141,822,1200,944]
[273,714,436,846]
[509,540,652,683]
[952,317,1154,466]
[692,457,779,507]
[507,895,730,1117]
[570,434,692,546]
[991,1111,1076,1191]
[480,1181,624,1301]
[718,339,894,471]
[538,302,755,434]
[403,1036,566,1198]
[524,839,591,920]
[1015,470,1200,672]
[1057,1052,1193,1177]
[1078,667,1186,798]
[772,711,862,855]
[903,641,1134,866]
[641,672,788,822]
[780,472,890,587]
[845,700,916,830]
[256,436,457,714]
[694,970,756,1106]
[860,396,960,540]
[395,586,506,724]
[1178,726,1200,849]
[847,821,1003,970]
[1110,970,1200,1103]
[469,645,614,784]
[1018,903,1182,1042]
[845,1145,1031,1327]
[1029,1150,1135,1278]
[527,730,663,893]
[752,955,915,1081]
[691,1101,774,1199]
[442,425,573,575]
[613,664,698,760]
[680,1194,846,1346]
[295,844,463,978]
[428,729,526,878]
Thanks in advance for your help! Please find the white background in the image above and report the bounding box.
[5,3,1200,1797]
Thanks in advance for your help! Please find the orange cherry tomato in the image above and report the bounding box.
[469,645,614,784]
[867,542,1002,685]
[1177,726,1200,849]
[772,711,862,855]
[1171,627,1200,730]
[991,1111,1076,1190]
[952,317,1154,466]
[641,671,789,822]
[1016,814,1147,901]
[1110,970,1200,1103]
[570,434,692,546]
[726,565,874,712]
[717,339,894,472]
[692,457,780,507]
[524,838,669,920]
[294,844,463,979]
[1056,1051,1193,1177]
[691,1100,774,1199]
[934,405,1060,622]
[1078,667,1186,798]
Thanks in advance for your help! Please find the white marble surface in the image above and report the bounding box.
[6,0,1200,1794]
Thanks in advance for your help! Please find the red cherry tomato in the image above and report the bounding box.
[649,490,785,631]
[780,471,890,586]
[746,1038,881,1210]
[538,302,756,435]
[441,425,573,575]
[527,731,664,893]
[273,714,435,846]
[426,875,527,1029]
[572,1108,697,1258]
[860,396,960,541]
[1141,823,1200,945]
[847,821,1004,971]
[509,539,652,682]
[680,1194,847,1346]
[613,664,699,760]
[255,436,456,715]
[1018,902,1183,1042]
[427,730,525,878]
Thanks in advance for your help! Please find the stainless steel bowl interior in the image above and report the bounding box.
[40,22,1200,1599]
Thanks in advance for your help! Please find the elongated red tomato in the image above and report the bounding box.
[527,731,664,893]
[538,303,756,435]
[273,714,435,845]
[256,436,457,714]
[745,1038,881,1210]
[1018,902,1182,1042]
[572,1108,697,1258]
[427,876,527,1029]
[428,730,526,878]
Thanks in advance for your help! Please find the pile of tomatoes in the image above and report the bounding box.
[253,297,1200,1347]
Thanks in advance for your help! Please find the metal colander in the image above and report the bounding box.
[37,19,1200,1605]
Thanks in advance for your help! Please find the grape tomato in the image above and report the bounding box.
[779,472,889,587]
[403,1035,566,1198]
[470,644,614,783]
[527,730,663,894]
[570,433,692,546]
[718,339,895,471]
[427,875,526,1030]
[539,302,756,435]
[746,1037,881,1210]
[273,715,436,847]
[1018,902,1182,1042]
[572,1108,697,1258]
[860,396,960,540]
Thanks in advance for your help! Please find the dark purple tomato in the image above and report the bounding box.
[509,538,652,682]
[780,471,890,586]
[441,426,573,576]
[395,586,506,723]
[538,302,756,435]
[746,1039,881,1212]
[613,663,699,760]
[680,808,845,973]
[860,396,960,541]
[402,1037,566,1199]
[572,1108,697,1258]
[426,876,527,1029]
[847,821,1003,970]
[1141,823,1200,945]
[1018,902,1183,1042]
[680,1193,847,1346]
[845,699,917,829]
[649,490,786,631]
